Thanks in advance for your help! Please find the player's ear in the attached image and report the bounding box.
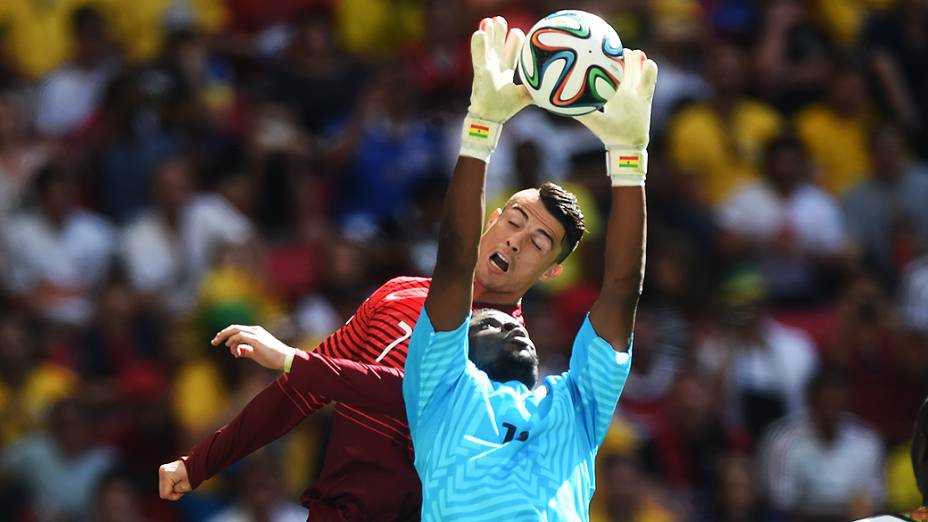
[540,263,563,281]
[486,208,502,227]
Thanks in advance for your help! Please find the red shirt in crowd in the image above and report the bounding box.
[182,276,523,521]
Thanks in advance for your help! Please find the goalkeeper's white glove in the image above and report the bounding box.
[575,49,658,186]
[459,16,531,162]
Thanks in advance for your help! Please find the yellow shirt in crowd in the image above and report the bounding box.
[0,363,78,445]
[668,100,783,206]
[0,0,226,79]
[795,104,873,196]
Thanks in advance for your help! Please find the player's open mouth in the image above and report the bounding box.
[490,252,510,273]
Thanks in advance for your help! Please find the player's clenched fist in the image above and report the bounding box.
[159,460,191,501]
[211,324,297,372]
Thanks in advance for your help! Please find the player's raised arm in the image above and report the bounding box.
[577,49,657,350]
[424,17,530,330]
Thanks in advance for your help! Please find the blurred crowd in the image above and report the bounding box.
[1,0,927,521]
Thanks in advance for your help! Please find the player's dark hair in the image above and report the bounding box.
[538,182,585,264]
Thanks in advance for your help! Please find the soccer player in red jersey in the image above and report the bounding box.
[160,18,588,521]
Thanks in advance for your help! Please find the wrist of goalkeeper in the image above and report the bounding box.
[459,114,503,163]
[605,146,647,187]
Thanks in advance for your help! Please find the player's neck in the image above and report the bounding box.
[472,280,522,307]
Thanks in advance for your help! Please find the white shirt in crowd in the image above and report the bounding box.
[900,255,928,335]
[698,320,818,430]
[1,434,115,522]
[119,194,252,313]
[718,180,847,254]
[206,502,308,522]
[34,61,115,137]
[761,413,885,517]
[3,209,114,324]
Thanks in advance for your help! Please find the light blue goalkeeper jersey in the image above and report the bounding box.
[402,308,632,521]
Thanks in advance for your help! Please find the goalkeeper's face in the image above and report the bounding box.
[475,190,565,296]
[468,309,538,388]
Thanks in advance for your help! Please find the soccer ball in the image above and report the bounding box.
[516,10,624,117]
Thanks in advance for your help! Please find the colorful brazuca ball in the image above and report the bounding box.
[516,10,624,116]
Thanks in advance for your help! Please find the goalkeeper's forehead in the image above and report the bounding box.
[500,189,565,240]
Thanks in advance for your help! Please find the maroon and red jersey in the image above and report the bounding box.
[182,276,523,521]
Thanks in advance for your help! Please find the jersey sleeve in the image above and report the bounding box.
[182,376,309,489]
[181,282,388,488]
[402,308,469,436]
[567,314,633,449]
[286,351,406,420]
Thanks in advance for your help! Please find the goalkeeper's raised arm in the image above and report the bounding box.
[578,49,657,349]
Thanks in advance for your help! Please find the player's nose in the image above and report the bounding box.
[505,237,520,253]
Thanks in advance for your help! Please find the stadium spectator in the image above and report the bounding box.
[91,467,147,522]
[597,453,680,522]
[261,7,366,135]
[794,57,873,195]
[34,5,118,138]
[864,0,928,159]
[205,454,307,522]
[667,40,782,206]
[824,275,927,445]
[697,454,779,522]
[717,136,848,304]
[0,90,47,218]
[639,372,731,498]
[697,269,819,440]
[753,0,833,114]
[759,368,885,521]
[0,398,116,522]
[899,254,928,337]
[0,315,78,446]
[619,308,683,419]
[648,13,709,132]
[404,0,472,110]
[119,155,252,314]
[84,71,180,223]
[3,163,114,325]
[0,0,104,79]
[843,122,928,285]
[328,66,444,230]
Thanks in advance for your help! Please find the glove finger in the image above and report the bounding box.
[481,17,495,57]
[493,16,508,56]
[621,49,644,92]
[471,30,488,76]
[640,59,659,100]
[503,28,525,71]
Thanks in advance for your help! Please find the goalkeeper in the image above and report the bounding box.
[399,21,657,519]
